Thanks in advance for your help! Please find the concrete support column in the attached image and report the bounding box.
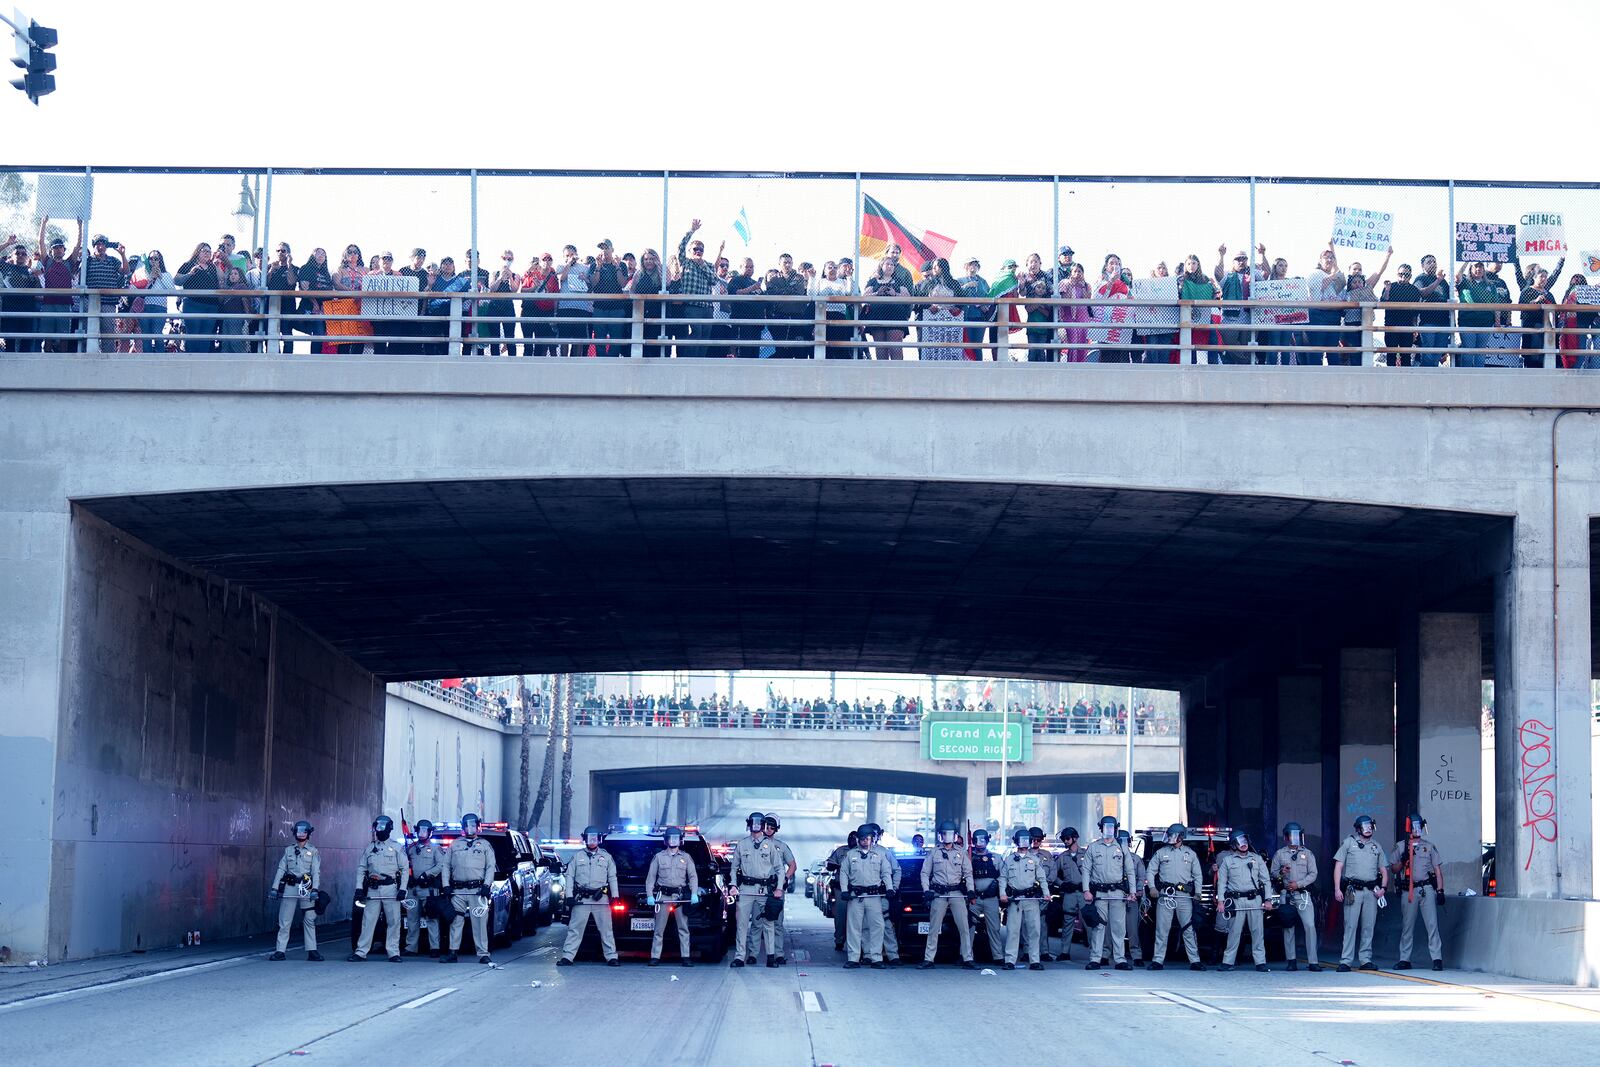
[1336,649,1396,836]
[1274,675,1324,855]
[865,791,883,826]
[1397,613,1484,889]
[1493,501,1593,899]
[1179,683,1224,827]
[1223,692,1267,836]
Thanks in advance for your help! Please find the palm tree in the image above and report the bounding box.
[558,674,575,838]
[528,674,560,834]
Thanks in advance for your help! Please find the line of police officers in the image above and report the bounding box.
[268,812,500,965]
[268,805,1446,973]
[828,810,1447,973]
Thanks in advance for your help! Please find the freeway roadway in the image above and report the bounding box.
[3,802,1597,1066]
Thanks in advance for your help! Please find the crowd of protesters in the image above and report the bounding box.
[5,218,1593,368]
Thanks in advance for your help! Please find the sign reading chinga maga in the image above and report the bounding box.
[922,718,1030,762]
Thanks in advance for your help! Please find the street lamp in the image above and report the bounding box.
[231,175,258,250]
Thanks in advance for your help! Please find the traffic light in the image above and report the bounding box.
[10,19,57,105]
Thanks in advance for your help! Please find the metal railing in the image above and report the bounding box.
[401,679,511,722]
[545,700,1177,735]
[4,286,1598,368]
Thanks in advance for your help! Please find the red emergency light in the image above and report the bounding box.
[611,901,628,913]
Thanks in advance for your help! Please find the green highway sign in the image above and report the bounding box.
[921,717,1030,762]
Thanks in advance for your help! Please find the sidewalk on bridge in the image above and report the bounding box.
[0,921,354,1009]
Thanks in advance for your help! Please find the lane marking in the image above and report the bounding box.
[0,955,252,1014]
[400,987,457,1010]
[1149,990,1225,1015]
[800,991,825,1013]
[1366,968,1600,1020]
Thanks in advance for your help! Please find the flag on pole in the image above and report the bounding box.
[732,207,751,245]
[858,194,955,282]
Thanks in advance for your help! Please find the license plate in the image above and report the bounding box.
[916,922,930,935]
[630,917,654,932]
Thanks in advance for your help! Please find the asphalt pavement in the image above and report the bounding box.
[4,801,1598,1066]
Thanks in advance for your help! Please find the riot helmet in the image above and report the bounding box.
[1282,821,1303,847]
[971,828,991,849]
[1012,826,1030,847]
[865,822,884,837]
[1028,826,1046,847]
[582,825,604,849]
[461,813,481,837]
[1115,829,1132,847]
[762,814,781,835]
[663,826,683,849]
[746,811,766,834]
[1229,829,1250,851]
[1353,814,1376,837]
[1060,826,1079,845]
[936,820,960,846]
[1098,816,1119,839]
[372,815,393,841]
[1166,823,1186,846]
[292,819,313,841]
[855,823,877,847]
[846,830,860,848]
[415,819,434,841]
[1406,813,1427,837]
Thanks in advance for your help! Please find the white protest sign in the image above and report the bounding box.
[1331,206,1393,251]
[36,174,95,220]
[1518,211,1566,256]
[1579,250,1600,274]
[1130,277,1178,330]
[1251,277,1311,325]
[360,273,419,318]
[1090,297,1134,347]
[1573,285,1600,306]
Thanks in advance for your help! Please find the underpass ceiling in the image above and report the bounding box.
[78,477,1511,690]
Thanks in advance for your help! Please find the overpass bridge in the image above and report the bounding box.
[2,356,1597,982]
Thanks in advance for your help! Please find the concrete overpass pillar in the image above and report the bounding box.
[1273,675,1324,855]
[1397,613,1484,890]
[1223,691,1268,838]
[866,792,883,826]
[1179,683,1224,827]
[1492,507,1593,899]
[1336,649,1396,840]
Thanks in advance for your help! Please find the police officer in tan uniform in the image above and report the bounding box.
[968,828,1006,962]
[269,819,323,961]
[1332,814,1389,971]
[1081,816,1135,970]
[1148,823,1205,971]
[349,814,409,962]
[1270,821,1321,971]
[867,823,903,962]
[558,825,620,966]
[826,830,859,952]
[1111,829,1148,967]
[999,827,1050,970]
[840,823,895,968]
[918,820,975,969]
[758,814,798,966]
[405,820,446,957]
[729,811,781,968]
[1391,813,1445,971]
[444,812,498,965]
[1026,827,1058,961]
[645,826,699,966]
[1216,829,1271,971]
[1050,827,1084,963]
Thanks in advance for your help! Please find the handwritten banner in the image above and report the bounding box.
[1456,222,1516,263]
[1250,277,1311,325]
[1130,277,1178,329]
[1518,211,1566,256]
[1090,296,1134,346]
[1572,285,1600,305]
[360,273,419,317]
[1331,206,1393,251]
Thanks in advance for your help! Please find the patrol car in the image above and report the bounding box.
[554,826,736,962]
[407,821,562,946]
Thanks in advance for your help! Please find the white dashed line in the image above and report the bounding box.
[0,955,253,1014]
[400,987,457,1010]
[1149,990,1225,1014]
[800,990,824,1013]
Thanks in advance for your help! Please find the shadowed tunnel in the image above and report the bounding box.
[76,476,1517,689]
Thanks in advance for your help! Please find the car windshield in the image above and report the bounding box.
[603,839,717,882]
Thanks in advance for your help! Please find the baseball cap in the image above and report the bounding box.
[1000,258,1018,269]
[1058,245,1074,256]
[92,234,109,245]
[597,238,614,250]
[411,247,426,257]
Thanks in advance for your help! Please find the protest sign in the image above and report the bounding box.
[1251,277,1311,325]
[1090,296,1134,347]
[1518,212,1566,256]
[36,174,94,220]
[1331,206,1393,251]
[1573,285,1600,305]
[1579,250,1600,274]
[1455,222,1516,263]
[1130,277,1178,330]
[360,273,419,318]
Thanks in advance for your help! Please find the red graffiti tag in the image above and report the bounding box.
[1517,718,1558,871]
